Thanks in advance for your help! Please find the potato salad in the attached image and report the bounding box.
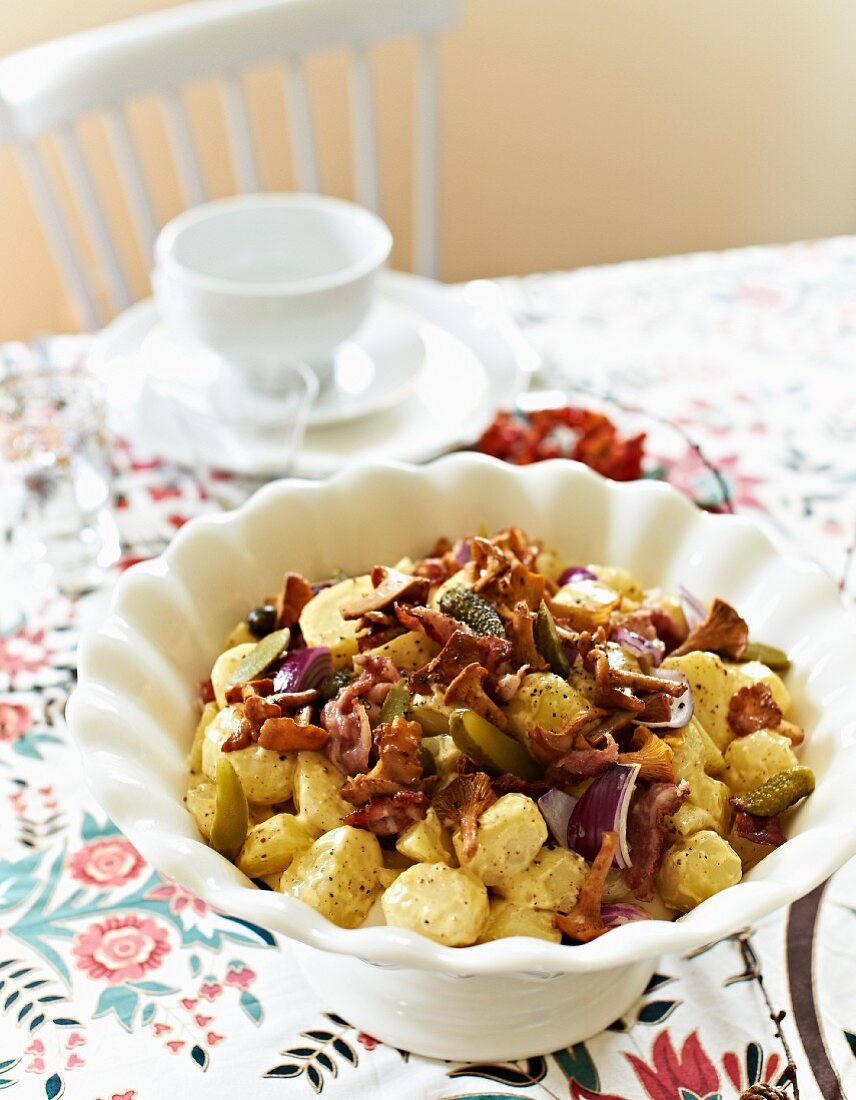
[184,527,813,946]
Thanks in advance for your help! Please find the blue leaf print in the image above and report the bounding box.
[140,1003,157,1026]
[189,954,202,978]
[93,986,139,1032]
[50,1018,81,1026]
[190,1045,209,1071]
[44,1074,65,1099]
[637,999,682,1025]
[81,812,117,841]
[552,1043,599,1089]
[239,990,263,1026]
[845,1030,856,1058]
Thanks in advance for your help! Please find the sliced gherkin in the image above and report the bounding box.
[380,680,411,724]
[740,766,815,816]
[449,708,542,780]
[534,600,570,677]
[228,628,290,686]
[438,587,506,638]
[209,758,249,861]
[743,641,791,671]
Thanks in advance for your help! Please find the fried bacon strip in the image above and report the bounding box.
[553,830,618,942]
[731,808,786,849]
[623,781,689,901]
[344,790,428,836]
[257,716,329,751]
[443,662,509,730]
[433,772,496,861]
[340,567,430,620]
[275,572,314,629]
[340,716,424,806]
[727,682,783,736]
[671,598,749,660]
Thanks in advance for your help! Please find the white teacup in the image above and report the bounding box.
[152,194,393,389]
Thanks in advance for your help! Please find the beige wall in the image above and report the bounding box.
[2,0,856,338]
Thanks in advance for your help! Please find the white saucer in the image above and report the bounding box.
[89,271,534,478]
[132,300,425,429]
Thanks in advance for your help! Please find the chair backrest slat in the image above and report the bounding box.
[412,33,438,278]
[283,59,319,193]
[161,88,207,208]
[348,48,379,214]
[104,106,158,260]
[221,75,259,193]
[0,0,463,327]
[15,142,102,329]
[54,124,132,313]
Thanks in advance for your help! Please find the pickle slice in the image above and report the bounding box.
[228,628,291,687]
[743,641,791,671]
[449,708,543,781]
[209,758,249,861]
[380,680,411,724]
[740,765,815,816]
[534,600,570,677]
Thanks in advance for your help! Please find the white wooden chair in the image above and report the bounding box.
[0,0,460,329]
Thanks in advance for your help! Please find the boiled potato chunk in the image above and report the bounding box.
[368,630,440,671]
[493,845,588,911]
[279,826,383,928]
[534,549,565,583]
[506,673,590,742]
[210,643,257,709]
[667,718,730,837]
[453,793,547,886]
[381,862,489,946]
[236,813,315,877]
[588,564,644,602]
[396,807,457,865]
[428,568,467,609]
[657,830,742,912]
[550,578,621,630]
[479,898,561,944]
[292,751,352,837]
[722,730,799,795]
[299,575,374,669]
[202,708,296,804]
[185,781,216,839]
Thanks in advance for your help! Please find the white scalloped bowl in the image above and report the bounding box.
[67,454,856,1060]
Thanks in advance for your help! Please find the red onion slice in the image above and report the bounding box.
[538,788,578,847]
[558,566,598,585]
[613,627,665,668]
[644,668,693,729]
[272,646,333,694]
[567,762,640,869]
[454,538,472,566]
[601,902,650,928]
[678,585,707,631]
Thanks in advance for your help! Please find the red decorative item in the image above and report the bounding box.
[475,406,646,481]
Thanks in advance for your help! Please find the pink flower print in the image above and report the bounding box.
[147,881,208,917]
[72,915,171,984]
[198,981,223,1002]
[225,965,256,990]
[0,627,53,680]
[69,838,145,888]
[357,1032,380,1051]
[0,701,31,742]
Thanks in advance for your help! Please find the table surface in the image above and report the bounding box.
[1,237,855,1100]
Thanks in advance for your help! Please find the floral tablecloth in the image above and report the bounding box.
[2,237,856,1100]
